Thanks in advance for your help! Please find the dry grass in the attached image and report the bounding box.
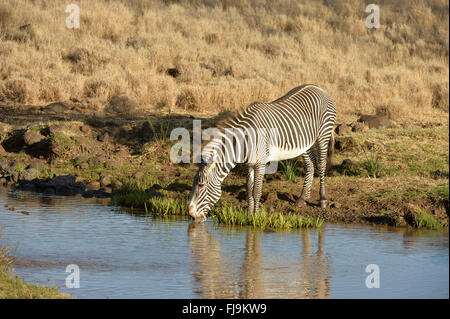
[0,0,448,123]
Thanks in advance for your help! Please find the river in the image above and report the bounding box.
[0,188,448,298]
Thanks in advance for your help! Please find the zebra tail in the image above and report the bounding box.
[326,130,334,172]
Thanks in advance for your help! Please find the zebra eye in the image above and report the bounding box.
[198,181,205,187]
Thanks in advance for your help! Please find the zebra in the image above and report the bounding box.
[188,84,336,222]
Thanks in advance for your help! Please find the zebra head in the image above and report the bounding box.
[189,161,222,222]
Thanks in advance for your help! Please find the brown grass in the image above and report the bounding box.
[0,0,448,123]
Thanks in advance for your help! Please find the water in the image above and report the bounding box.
[0,188,448,299]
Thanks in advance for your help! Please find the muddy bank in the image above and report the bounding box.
[0,105,448,228]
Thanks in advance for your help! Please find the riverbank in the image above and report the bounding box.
[0,105,448,230]
[0,234,70,298]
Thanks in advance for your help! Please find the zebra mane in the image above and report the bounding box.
[270,84,319,104]
[214,102,261,129]
[193,107,248,167]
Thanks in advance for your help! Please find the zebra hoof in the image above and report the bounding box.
[296,199,306,208]
[319,200,328,209]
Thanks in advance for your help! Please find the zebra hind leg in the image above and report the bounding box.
[318,138,330,208]
[246,165,255,212]
[296,150,314,208]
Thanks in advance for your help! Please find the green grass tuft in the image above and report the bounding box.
[279,158,301,181]
[0,234,70,299]
[413,207,446,230]
[213,204,323,230]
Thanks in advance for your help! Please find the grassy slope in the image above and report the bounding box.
[0,0,448,124]
[0,238,70,299]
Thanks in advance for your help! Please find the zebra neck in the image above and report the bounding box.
[203,135,237,182]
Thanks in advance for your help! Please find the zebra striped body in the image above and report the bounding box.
[189,84,336,221]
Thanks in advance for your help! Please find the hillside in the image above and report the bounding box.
[0,0,448,124]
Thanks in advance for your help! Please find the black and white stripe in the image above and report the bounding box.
[189,84,336,221]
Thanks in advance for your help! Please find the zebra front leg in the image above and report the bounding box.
[246,165,255,212]
[296,150,314,208]
[318,140,329,208]
[252,163,266,213]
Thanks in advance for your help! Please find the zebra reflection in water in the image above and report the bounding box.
[187,223,330,299]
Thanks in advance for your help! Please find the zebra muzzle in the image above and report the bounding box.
[188,203,206,222]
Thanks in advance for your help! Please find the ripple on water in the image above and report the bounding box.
[0,188,448,298]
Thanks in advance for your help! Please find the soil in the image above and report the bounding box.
[0,103,448,227]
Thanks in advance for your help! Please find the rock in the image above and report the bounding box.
[86,181,100,190]
[75,176,86,184]
[88,155,107,166]
[112,179,123,189]
[26,161,47,170]
[341,159,354,167]
[82,162,90,169]
[7,161,19,174]
[49,175,76,186]
[23,130,45,146]
[105,160,120,169]
[72,156,88,167]
[337,158,363,176]
[0,123,12,133]
[11,171,19,182]
[430,170,449,180]
[335,136,356,152]
[0,161,9,171]
[335,124,352,135]
[47,123,67,135]
[145,188,162,198]
[73,136,91,153]
[0,144,6,154]
[19,168,39,181]
[18,183,36,191]
[358,114,395,129]
[26,138,52,159]
[87,156,102,166]
[42,187,56,195]
[82,189,111,198]
[81,190,95,198]
[97,131,109,142]
[79,125,92,134]
[72,182,86,193]
[55,185,75,196]
[41,102,73,114]
[105,95,139,117]
[331,201,341,209]
[264,192,278,207]
[351,122,367,132]
[99,175,111,187]
[133,171,145,180]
